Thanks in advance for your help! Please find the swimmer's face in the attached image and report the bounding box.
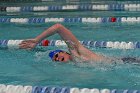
[53,51,70,62]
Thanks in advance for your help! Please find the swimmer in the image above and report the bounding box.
[19,24,139,63]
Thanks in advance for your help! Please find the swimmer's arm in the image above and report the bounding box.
[35,23,82,49]
[19,23,82,50]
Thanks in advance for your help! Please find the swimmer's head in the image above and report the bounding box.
[49,50,71,62]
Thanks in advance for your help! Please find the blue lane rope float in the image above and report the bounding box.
[0,4,140,12]
[0,17,140,24]
[0,40,140,49]
[41,87,51,93]
[0,84,140,93]
[32,86,42,93]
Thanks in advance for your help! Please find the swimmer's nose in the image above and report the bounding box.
[59,56,63,58]
[58,56,64,61]
[58,56,63,59]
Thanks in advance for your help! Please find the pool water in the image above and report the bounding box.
[0,21,140,90]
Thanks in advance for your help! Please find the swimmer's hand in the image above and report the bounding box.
[19,39,38,50]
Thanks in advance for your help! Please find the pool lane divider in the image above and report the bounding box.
[0,84,139,93]
[1,0,140,3]
[0,17,140,24]
[1,4,140,12]
[0,40,140,49]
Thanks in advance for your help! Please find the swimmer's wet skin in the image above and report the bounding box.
[19,24,138,63]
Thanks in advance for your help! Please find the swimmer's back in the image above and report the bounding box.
[121,57,140,63]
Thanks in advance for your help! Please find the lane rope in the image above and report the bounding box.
[0,17,140,24]
[0,4,140,12]
[0,84,139,93]
[0,40,140,49]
